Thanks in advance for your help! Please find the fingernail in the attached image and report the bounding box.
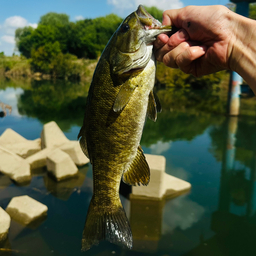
[178,29,189,40]
[200,45,207,52]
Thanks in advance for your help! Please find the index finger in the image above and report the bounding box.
[162,9,182,27]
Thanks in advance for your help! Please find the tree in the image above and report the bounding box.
[15,26,35,58]
[68,14,122,58]
[249,3,256,20]
[31,41,62,73]
[144,6,163,22]
[39,12,70,26]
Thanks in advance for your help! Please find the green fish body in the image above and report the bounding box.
[78,5,171,251]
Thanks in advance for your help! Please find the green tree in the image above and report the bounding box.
[15,26,35,58]
[68,14,122,58]
[31,41,61,73]
[144,6,163,21]
[68,19,98,58]
[31,24,69,53]
[249,3,256,20]
[39,12,70,26]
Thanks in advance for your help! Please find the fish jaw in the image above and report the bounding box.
[135,5,172,45]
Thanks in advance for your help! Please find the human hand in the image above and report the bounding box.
[154,5,237,77]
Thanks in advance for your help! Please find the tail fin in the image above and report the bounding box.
[81,197,132,251]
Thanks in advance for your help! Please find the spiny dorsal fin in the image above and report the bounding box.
[113,81,137,112]
[78,127,90,160]
[122,146,150,186]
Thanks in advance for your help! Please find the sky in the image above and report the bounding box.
[0,0,229,56]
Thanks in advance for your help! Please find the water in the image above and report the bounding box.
[1,78,256,256]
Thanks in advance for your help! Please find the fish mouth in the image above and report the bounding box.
[135,5,172,45]
[135,5,171,32]
[135,5,162,29]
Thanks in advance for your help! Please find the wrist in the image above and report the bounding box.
[229,12,256,89]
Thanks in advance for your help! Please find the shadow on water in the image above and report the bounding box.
[1,77,256,255]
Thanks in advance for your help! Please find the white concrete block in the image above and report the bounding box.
[163,173,191,198]
[0,207,11,241]
[0,129,41,158]
[46,148,78,181]
[145,154,166,172]
[60,141,89,166]
[6,195,48,225]
[0,146,31,183]
[41,121,69,149]
[0,128,26,144]
[26,147,52,169]
[132,154,191,199]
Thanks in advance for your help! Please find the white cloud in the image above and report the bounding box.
[1,35,15,44]
[28,23,38,29]
[2,16,37,35]
[0,16,37,55]
[108,0,184,17]
[4,16,28,29]
[150,140,171,155]
[162,195,205,234]
[0,88,24,117]
[75,15,84,21]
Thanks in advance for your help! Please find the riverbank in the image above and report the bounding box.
[0,56,97,81]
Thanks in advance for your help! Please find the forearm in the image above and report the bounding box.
[229,11,256,93]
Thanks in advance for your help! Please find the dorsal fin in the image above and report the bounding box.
[122,146,150,186]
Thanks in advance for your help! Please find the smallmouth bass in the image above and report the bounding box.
[78,5,171,250]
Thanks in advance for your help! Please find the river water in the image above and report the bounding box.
[0,78,256,256]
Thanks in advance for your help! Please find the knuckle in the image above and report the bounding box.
[163,53,176,68]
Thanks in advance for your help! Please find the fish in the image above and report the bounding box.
[78,5,172,251]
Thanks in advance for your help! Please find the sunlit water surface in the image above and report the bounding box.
[0,79,256,256]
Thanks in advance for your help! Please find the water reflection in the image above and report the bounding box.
[17,79,90,130]
[0,100,12,118]
[44,166,88,201]
[1,77,256,255]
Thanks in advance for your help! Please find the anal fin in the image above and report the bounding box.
[122,146,150,186]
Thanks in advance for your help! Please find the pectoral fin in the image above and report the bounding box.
[154,91,162,113]
[77,127,90,160]
[147,90,157,122]
[113,81,137,112]
[122,146,150,186]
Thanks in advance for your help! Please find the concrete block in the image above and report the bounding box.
[0,129,41,158]
[6,195,48,225]
[132,154,191,199]
[60,141,89,166]
[26,148,52,169]
[41,121,69,149]
[0,207,11,241]
[0,146,31,183]
[46,148,78,181]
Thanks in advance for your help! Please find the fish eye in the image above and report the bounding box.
[120,23,130,33]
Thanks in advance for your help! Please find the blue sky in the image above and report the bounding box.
[0,0,229,56]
